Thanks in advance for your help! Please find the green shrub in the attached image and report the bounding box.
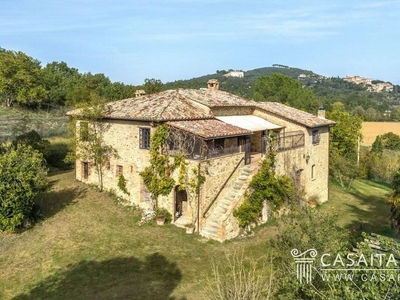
[46,142,73,170]
[117,175,130,195]
[234,152,294,227]
[0,144,48,231]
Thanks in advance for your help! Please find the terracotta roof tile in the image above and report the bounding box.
[254,102,335,128]
[166,119,252,139]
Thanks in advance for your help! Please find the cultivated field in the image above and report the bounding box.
[362,122,400,146]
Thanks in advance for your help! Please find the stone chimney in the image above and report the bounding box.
[317,106,325,119]
[207,79,219,90]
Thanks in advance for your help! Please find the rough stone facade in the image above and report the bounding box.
[70,86,334,241]
[254,109,330,203]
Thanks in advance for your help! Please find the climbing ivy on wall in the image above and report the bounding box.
[233,152,294,228]
[139,124,184,208]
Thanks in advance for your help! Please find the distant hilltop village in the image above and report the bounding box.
[297,73,394,93]
[343,75,393,92]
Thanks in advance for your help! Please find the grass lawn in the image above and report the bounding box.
[321,179,393,237]
[0,172,394,299]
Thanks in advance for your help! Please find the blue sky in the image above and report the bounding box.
[1,0,399,85]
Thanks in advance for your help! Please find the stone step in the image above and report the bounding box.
[220,201,230,208]
[201,229,218,238]
[234,183,243,189]
[238,175,248,180]
[207,220,219,227]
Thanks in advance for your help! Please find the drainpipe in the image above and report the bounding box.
[197,161,201,233]
[197,188,200,233]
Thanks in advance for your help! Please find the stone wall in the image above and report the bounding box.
[212,106,254,116]
[75,119,247,224]
[76,119,153,207]
[254,109,330,203]
[200,153,244,213]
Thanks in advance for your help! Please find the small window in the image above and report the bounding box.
[80,122,89,141]
[139,128,151,149]
[106,161,111,170]
[311,165,316,180]
[312,130,320,145]
[116,165,123,177]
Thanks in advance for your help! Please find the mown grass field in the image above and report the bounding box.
[362,122,400,146]
[0,171,394,299]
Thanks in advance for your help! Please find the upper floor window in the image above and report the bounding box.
[80,122,89,141]
[312,130,320,145]
[139,127,151,149]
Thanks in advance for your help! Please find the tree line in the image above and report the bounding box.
[0,48,164,110]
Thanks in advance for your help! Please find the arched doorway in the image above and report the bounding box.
[174,186,188,221]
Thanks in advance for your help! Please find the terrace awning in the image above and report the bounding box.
[216,115,283,132]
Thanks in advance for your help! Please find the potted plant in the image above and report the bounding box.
[185,223,195,234]
[154,207,170,225]
[308,201,317,208]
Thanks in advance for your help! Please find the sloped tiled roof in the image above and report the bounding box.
[67,88,334,128]
[67,90,214,121]
[254,102,335,128]
[178,89,250,107]
[166,119,252,139]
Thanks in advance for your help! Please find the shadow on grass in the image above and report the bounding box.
[13,253,186,300]
[343,192,394,237]
[37,185,87,220]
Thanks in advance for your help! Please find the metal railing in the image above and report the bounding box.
[207,145,240,159]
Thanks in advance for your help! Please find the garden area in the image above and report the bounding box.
[0,169,393,299]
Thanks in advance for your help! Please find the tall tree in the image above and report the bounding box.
[0,49,47,107]
[41,61,82,106]
[326,102,363,187]
[143,78,163,94]
[253,73,320,112]
[327,102,363,158]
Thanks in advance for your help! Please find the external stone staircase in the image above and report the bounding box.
[200,163,259,241]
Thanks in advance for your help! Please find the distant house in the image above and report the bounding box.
[298,73,308,79]
[68,80,334,241]
[223,70,244,78]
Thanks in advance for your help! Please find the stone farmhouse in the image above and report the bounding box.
[68,80,335,241]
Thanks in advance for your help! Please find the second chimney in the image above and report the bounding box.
[207,79,219,90]
[317,106,325,119]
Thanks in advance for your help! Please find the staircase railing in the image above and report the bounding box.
[202,157,244,218]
